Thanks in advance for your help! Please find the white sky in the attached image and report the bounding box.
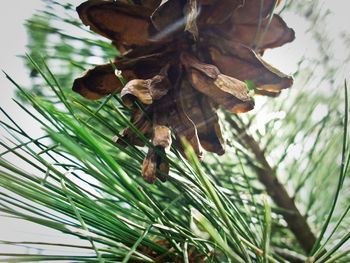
[0,0,45,138]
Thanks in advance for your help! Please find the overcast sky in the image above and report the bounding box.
[0,0,45,138]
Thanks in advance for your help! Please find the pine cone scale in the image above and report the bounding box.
[73,0,295,183]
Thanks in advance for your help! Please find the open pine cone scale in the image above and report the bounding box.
[73,0,295,183]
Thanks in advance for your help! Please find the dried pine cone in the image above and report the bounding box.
[73,0,295,183]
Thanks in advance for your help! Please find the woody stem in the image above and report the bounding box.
[226,117,316,254]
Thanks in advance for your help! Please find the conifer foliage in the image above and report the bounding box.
[0,0,349,262]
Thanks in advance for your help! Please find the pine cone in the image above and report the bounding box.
[73,0,295,183]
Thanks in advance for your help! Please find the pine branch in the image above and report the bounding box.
[226,117,316,253]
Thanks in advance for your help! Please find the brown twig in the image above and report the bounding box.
[227,117,316,253]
